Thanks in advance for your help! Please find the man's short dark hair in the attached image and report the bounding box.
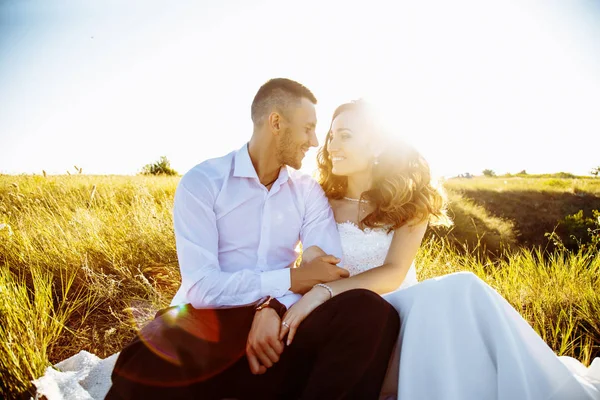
[251,78,317,126]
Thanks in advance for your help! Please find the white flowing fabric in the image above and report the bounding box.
[32,351,118,400]
[337,222,600,400]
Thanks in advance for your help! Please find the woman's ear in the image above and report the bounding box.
[371,146,384,161]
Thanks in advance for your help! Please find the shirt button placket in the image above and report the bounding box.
[256,191,268,272]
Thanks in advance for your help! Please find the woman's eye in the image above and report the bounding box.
[341,133,351,140]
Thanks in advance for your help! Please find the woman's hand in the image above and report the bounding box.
[279,286,331,346]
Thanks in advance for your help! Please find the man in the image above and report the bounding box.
[107,78,400,399]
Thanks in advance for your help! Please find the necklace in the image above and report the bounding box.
[344,196,371,222]
[343,196,370,203]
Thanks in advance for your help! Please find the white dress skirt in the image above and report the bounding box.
[337,222,600,400]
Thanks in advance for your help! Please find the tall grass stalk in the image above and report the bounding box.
[418,237,600,363]
[0,265,97,397]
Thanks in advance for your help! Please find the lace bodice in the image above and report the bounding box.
[337,222,418,291]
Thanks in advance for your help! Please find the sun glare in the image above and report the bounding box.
[0,0,598,177]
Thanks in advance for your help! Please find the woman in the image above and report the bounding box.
[278,100,600,399]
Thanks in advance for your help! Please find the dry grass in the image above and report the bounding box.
[0,175,181,398]
[418,238,600,366]
[432,191,518,254]
[442,177,600,251]
[445,176,600,195]
[0,174,599,398]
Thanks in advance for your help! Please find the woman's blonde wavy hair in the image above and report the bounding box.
[317,100,452,231]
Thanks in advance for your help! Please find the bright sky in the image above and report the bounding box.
[1,0,599,178]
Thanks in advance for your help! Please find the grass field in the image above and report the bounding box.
[442,176,600,251]
[1,174,599,398]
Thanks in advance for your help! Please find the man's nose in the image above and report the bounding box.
[309,130,319,148]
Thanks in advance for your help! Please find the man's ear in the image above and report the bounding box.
[268,112,282,135]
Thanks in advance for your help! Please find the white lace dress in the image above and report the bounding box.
[337,222,600,400]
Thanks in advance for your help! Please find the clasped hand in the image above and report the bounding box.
[246,307,284,375]
[246,249,346,374]
[246,288,332,374]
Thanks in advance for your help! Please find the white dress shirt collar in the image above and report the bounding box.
[233,143,290,189]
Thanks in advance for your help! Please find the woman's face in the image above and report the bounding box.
[327,110,377,177]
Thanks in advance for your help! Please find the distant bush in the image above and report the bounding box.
[553,172,576,179]
[518,170,527,175]
[482,169,496,177]
[591,167,600,177]
[550,209,600,251]
[141,156,178,176]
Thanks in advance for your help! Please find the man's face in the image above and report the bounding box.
[276,97,318,170]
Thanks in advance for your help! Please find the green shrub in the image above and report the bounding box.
[141,156,178,176]
[553,209,600,251]
[553,172,577,179]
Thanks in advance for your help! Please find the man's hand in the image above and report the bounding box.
[290,254,349,294]
[246,308,285,375]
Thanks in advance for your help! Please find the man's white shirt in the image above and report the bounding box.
[170,143,343,310]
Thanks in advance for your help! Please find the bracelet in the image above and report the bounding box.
[313,283,333,299]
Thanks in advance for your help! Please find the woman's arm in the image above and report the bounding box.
[280,220,428,345]
[326,220,428,296]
